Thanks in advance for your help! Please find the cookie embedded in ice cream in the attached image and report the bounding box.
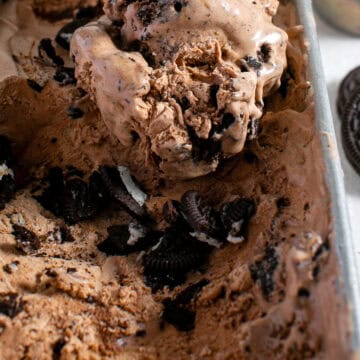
[0,136,15,210]
[71,0,287,179]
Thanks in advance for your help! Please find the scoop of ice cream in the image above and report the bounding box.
[71,0,287,179]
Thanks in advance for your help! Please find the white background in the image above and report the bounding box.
[315,15,360,260]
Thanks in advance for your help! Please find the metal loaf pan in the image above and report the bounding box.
[296,0,360,354]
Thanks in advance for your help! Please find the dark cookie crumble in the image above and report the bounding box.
[38,38,64,66]
[0,293,24,318]
[67,106,84,119]
[27,79,44,92]
[54,67,77,86]
[0,135,16,210]
[34,168,105,225]
[55,18,90,51]
[249,246,279,299]
[12,225,41,254]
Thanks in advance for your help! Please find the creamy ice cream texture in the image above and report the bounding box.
[0,0,353,359]
[71,0,288,178]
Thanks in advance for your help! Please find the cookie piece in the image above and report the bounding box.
[62,178,98,224]
[0,136,16,210]
[161,279,209,331]
[97,223,159,256]
[54,67,76,86]
[0,293,24,318]
[35,168,105,224]
[143,229,207,273]
[162,200,184,226]
[38,38,64,66]
[337,65,360,119]
[221,198,256,244]
[341,91,360,175]
[181,190,223,247]
[55,18,89,51]
[12,225,41,254]
[162,298,196,332]
[99,166,147,220]
[143,227,211,291]
[249,246,279,299]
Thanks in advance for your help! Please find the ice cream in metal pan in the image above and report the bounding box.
[0,0,357,359]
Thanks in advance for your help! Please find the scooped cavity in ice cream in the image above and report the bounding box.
[70,0,288,179]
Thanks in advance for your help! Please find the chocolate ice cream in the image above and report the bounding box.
[0,0,352,359]
[71,0,288,178]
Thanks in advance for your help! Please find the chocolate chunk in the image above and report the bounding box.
[55,19,89,51]
[181,190,223,241]
[12,225,41,254]
[0,293,24,318]
[162,298,196,332]
[249,246,279,299]
[38,38,64,66]
[341,91,360,175]
[99,166,146,220]
[337,65,360,119]
[54,67,76,86]
[27,79,44,92]
[67,106,84,119]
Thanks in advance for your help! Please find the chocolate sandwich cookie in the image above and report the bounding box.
[337,65,360,119]
[341,91,360,174]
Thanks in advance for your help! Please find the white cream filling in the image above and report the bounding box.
[0,163,14,180]
[226,220,245,244]
[117,166,147,206]
[190,231,222,248]
[127,222,147,246]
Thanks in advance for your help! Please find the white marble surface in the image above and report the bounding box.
[315,15,360,257]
